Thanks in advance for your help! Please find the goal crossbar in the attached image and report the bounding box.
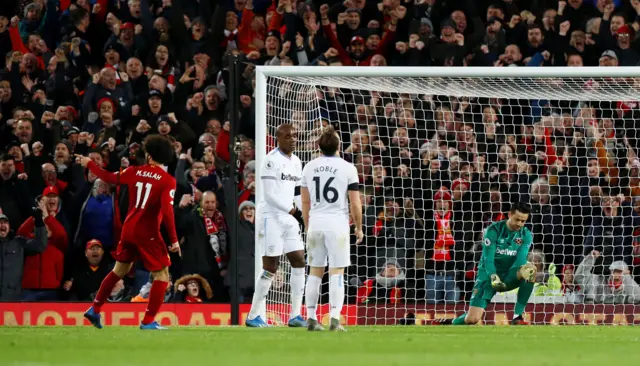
[256,66,640,78]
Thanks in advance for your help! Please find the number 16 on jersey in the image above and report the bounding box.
[312,176,338,204]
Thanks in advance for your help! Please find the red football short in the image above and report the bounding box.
[114,238,171,272]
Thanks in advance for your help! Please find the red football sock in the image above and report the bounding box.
[142,280,169,325]
[93,271,122,314]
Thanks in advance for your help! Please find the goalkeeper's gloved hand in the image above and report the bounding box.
[491,274,507,292]
[519,262,537,283]
[291,204,305,229]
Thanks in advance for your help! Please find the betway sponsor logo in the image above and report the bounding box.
[496,248,517,256]
[281,173,300,182]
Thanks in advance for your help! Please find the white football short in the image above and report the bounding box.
[306,219,351,268]
[258,215,304,257]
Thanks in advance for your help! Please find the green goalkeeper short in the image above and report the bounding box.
[469,266,522,309]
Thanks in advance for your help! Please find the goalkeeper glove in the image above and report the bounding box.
[519,262,537,283]
[491,274,507,292]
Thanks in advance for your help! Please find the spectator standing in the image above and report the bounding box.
[18,186,68,300]
[70,178,115,256]
[0,205,47,301]
[583,195,633,268]
[0,153,32,229]
[421,187,462,304]
[176,191,228,302]
[576,250,640,304]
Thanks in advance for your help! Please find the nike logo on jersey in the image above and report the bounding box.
[281,173,301,181]
[496,248,517,256]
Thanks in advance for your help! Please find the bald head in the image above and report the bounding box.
[100,67,117,89]
[201,190,217,218]
[276,123,297,156]
[276,123,294,137]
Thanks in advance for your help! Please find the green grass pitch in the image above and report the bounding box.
[0,326,639,366]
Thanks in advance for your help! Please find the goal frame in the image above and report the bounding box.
[253,66,640,323]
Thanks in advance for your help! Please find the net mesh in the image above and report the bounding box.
[257,73,640,326]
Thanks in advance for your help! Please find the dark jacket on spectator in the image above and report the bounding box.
[0,224,47,301]
[176,205,228,301]
[0,174,33,230]
[81,82,133,125]
[583,207,634,272]
[237,216,255,292]
[66,258,111,301]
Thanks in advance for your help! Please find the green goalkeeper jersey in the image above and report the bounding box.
[478,220,533,277]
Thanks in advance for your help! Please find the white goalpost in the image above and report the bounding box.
[254,66,640,326]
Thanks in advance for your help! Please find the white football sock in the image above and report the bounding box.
[247,270,274,320]
[305,275,322,320]
[329,274,344,320]
[289,267,306,319]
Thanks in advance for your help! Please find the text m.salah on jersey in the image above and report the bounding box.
[136,170,163,180]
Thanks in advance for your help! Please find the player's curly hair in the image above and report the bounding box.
[318,125,339,156]
[143,135,174,166]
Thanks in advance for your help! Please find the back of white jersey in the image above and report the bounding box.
[301,156,359,219]
[258,148,302,217]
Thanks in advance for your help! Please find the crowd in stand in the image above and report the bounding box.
[1,0,640,306]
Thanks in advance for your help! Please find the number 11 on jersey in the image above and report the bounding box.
[135,182,152,209]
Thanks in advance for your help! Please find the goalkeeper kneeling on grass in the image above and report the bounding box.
[428,202,535,326]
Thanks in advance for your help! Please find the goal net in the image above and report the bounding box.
[254,67,640,326]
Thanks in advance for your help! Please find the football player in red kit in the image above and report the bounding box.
[76,135,179,330]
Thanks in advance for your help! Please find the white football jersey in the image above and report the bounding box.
[301,155,359,219]
[258,148,302,217]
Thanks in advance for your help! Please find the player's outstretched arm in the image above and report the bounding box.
[75,154,121,185]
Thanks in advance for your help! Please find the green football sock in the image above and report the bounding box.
[452,313,467,325]
[514,281,534,316]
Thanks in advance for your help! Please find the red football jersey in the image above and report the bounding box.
[87,161,178,247]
